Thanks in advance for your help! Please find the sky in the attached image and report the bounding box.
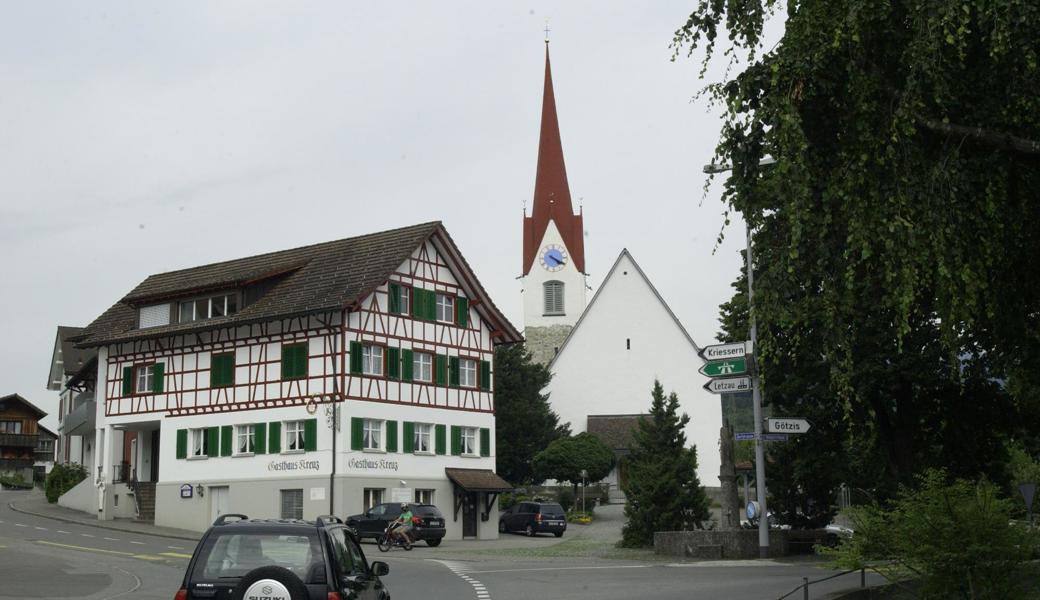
[0,2,775,431]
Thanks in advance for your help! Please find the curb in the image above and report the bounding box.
[7,500,200,542]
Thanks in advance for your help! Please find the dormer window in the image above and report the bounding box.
[178,293,239,324]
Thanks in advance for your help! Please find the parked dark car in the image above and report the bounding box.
[175,513,390,600]
[499,501,567,537]
[346,502,446,547]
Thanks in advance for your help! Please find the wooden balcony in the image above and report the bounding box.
[0,457,34,470]
[0,433,38,448]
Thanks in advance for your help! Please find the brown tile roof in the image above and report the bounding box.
[75,222,522,347]
[586,414,649,452]
[445,468,514,492]
[0,394,47,419]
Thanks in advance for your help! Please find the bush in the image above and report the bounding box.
[557,487,575,512]
[0,473,32,489]
[828,469,1040,599]
[567,510,593,524]
[44,464,88,504]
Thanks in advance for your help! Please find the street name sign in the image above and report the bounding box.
[699,341,750,361]
[734,432,755,441]
[762,433,790,442]
[699,357,748,377]
[766,418,811,434]
[703,377,751,394]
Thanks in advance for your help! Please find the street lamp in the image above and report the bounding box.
[703,155,775,558]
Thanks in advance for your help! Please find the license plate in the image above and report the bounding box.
[428,520,442,527]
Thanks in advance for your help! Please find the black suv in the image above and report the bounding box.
[499,502,567,537]
[346,503,446,547]
[175,514,390,600]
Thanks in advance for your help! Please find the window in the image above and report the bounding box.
[138,303,170,328]
[460,358,477,388]
[413,352,433,383]
[414,489,435,504]
[280,489,303,520]
[329,528,365,577]
[435,293,455,322]
[135,365,154,394]
[413,423,432,453]
[399,286,411,315]
[211,352,235,388]
[361,345,384,376]
[363,488,384,510]
[190,428,208,458]
[196,533,325,583]
[362,419,382,451]
[0,421,22,434]
[544,281,565,315]
[281,343,308,380]
[285,420,306,452]
[235,424,256,455]
[178,293,239,323]
[461,427,478,456]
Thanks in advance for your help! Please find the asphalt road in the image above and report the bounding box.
[0,490,880,600]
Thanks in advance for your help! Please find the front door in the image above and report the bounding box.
[210,486,229,523]
[462,492,477,538]
[149,430,160,482]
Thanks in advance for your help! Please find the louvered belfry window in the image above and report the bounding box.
[544,281,565,315]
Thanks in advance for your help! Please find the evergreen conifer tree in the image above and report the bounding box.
[621,380,711,547]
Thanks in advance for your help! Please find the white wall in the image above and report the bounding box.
[522,220,587,329]
[545,252,723,486]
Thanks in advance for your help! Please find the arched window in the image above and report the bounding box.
[544,280,565,316]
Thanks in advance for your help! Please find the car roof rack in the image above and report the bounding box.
[212,513,249,526]
[316,515,343,526]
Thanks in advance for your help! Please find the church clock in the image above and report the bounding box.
[540,244,568,272]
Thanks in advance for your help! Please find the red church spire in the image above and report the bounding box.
[523,43,586,275]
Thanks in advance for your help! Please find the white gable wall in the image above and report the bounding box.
[545,252,722,486]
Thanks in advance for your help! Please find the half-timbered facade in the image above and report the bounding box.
[74,222,521,537]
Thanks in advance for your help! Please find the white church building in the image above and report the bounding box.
[520,43,722,495]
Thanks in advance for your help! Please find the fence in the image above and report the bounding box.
[777,567,868,600]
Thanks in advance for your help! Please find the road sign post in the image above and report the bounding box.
[703,377,752,394]
[698,357,748,377]
[765,418,812,434]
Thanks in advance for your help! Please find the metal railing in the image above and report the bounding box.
[776,567,869,600]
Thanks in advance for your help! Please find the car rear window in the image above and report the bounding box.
[538,504,565,517]
[413,505,442,517]
[192,532,326,584]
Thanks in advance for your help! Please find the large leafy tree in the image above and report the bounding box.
[682,0,1039,510]
[494,344,570,485]
[621,381,711,547]
[532,432,616,491]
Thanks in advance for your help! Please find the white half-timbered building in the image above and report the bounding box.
[73,222,521,538]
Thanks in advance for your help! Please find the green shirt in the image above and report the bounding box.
[399,509,414,528]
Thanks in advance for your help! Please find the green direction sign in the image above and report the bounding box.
[698,357,748,378]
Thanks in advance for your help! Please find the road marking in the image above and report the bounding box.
[467,564,651,574]
[34,540,165,562]
[103,537,120,541]
[57,530,71,534]
[80,533,94,538]
[160,551,193,559]
[429,560,494,600]
[167,545,185,550]
[129,541,145,545]
[14,523,27,527]
[35,527,48,531]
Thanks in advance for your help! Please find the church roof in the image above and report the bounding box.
[547,249,700,369]
[522,44,585,275]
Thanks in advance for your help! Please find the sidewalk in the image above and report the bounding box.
[6,488,201,541]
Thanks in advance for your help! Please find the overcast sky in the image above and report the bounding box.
[1,2,775,431]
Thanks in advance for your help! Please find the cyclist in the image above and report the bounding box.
[390,503,414,545]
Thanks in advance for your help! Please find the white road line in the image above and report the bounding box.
[428,559,493,600]
[129,541,145,545]
[57,530,71,534]
[103,537,120,541]
[14,524,27,527]
[34,527,47,531]
[167,545,185,550]
[467,564,651,574]
[80,533,94,537]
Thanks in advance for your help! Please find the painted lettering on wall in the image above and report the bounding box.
[267,459,320,472]
[347,457,399,472]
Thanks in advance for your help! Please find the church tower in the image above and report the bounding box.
[522,42,588,365]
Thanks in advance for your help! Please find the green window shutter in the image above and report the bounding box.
[435,354,447,386]
[212,354,235,387]
[351,417,364,451]
[254,423,267,455]
[295,345,308,378]
[281,345,295,379]
[426,290,438,321]
[388,282,401,314]
[122,366,133,396]
[268,422,281,454]
[410,287,421,318]
[435,424,446,455]
[449,356,460,387]
[403,422,414,453]
[349,341,362,374]
[480,360,491,391]
[152,363,164,393]
[386,420,398,453]
[480,427,490,457]
[387,347,400,380]
[214,427,227,458]
[175,429,187,459]
[455,297,469,327]
[401,349,414,382]
[304,419,318,452]
[450,426,462,456]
